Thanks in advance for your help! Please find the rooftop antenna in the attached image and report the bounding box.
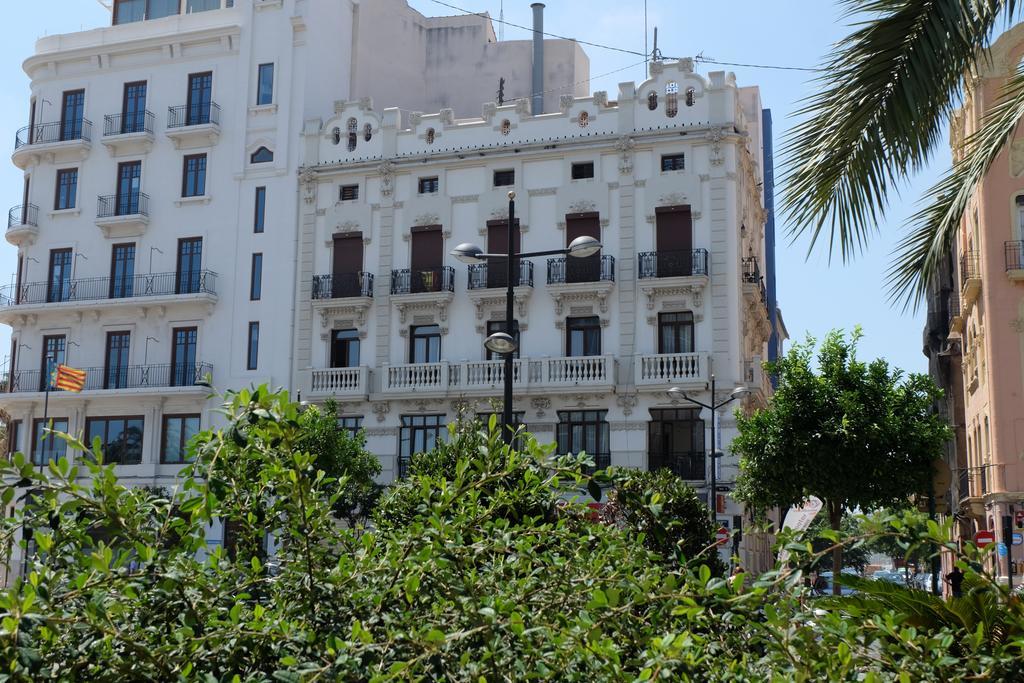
[498,0,504,41]
[652,26,663,62]
[644,0,648,71]
[497,77,506,106]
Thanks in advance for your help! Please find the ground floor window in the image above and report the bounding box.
[648,408,705,480]
[338,416,364,438]
[85,416,145,465]
[556,410,610,473]
[32,418,69,466]
[398,414,446,477]
[475,411,525,447]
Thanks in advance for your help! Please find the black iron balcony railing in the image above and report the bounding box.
[1,362,212,394]
[0,270,217,307]
[547,255,615,284]
[7,204,39,229]
[467,260,535,289]
[1005,241,1024,271]
[14,119,93,149]
[312,272,374,299]
[103,110,155,137]
[649,453,706,481]
[638,248,709,279]
[742,256,767,304]
[947,295,960,323]
[168,102,221,128]
[97,192,149,218]
[391,266,455,295]
[960,251,981,287]
[958,467,970,502]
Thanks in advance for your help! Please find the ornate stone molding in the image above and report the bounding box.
[298,166,317,204]
[528,187,558,197]
[364,427,398,437]
[559,94,575,113]
[530,397,551,418]
[313,297,373,329]
[377,160,395,197]
[451,194,479,204]
[610,421,647,432]
[706,127,726,166]
[568,199,597,214]
[616,393,638,417]
[372,401,390,423]
[615,135,635,175]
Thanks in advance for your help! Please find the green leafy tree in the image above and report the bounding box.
[295,398,382,526]
[733,329,951,593]
[803,513,872,573]
[784,0,1024,305]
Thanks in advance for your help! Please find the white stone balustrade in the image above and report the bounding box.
[636,352,709,386]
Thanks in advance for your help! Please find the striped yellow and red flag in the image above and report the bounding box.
[53,364,86,392]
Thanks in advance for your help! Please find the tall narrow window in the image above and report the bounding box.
[161,414,200,464]
[176,237,203,294]
[253,186,266,233]
[40,335,66,391]
[685,87,695,107]
[110,243,136,298]
[654,205,694,277]
[647,91,658,110]
[116,160,142,215]
[347,118,358,152]
[54,169,78,210]
[250,253,263,300]
[171,327,198,387]
[247,322,260,370]
[182,154,207,197]
[60,90,85,141]
[47,249,73,303]
[121,81,148,133]
[256,63,274,105]
[566,316,601,357]
[665,82,679,118]
[331,329,361,368]
[104,331,131,389]
[7,420,21,459]
[410,325,441,364]
[658,312,694,354]
[186,72,213,125]
[32,418,69,466]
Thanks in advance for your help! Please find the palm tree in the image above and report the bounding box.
[783,0,1024,307]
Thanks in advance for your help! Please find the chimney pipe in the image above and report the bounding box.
[531,3,544,115]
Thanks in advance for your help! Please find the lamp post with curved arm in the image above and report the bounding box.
[451,191,601,445]
[667,375,750,523]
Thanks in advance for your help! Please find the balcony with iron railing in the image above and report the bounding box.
[638,249,709,279]
[95,192,150,237]
[467,260,534,289]
[0,270,217,314]
[948,295,963,334]
[649,452,705,481]
[6,204,39,246]
[12,119,92,169]
[960,250,981,308]
[547,255,615,285]
[1,362,212,395]
[166,103,221,148]
[1005,241,1024,281]
[312,272,375,299]
[102,110,156,155]
[390,266,455,295]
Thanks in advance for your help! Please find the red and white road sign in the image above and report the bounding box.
[715,527,730,546]
[974,530,996,547]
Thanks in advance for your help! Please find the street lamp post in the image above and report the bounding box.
[451,191,601,445]
[667,374,750,524]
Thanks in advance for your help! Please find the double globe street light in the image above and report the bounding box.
[451,190,601,445]
[667,376,750,523]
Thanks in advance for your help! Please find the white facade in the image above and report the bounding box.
[0,0,590,576]
[295,59,774,569]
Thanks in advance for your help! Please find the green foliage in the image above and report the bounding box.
[603,468,725,575]
[1,388,1021,681]
[803,512,872,572]
[733,329,951,584]
[781,0,1024,304]
[295,398,382,526]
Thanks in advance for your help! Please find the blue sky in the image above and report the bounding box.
[0,0,945,374]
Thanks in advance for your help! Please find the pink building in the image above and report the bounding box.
[943,25,1024,583]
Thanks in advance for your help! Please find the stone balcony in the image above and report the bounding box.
[635,352,709,389]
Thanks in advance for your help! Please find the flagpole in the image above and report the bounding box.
[39,354,51,474]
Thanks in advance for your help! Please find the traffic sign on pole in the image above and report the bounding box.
[974,530,996,547]
[715,527,730,546]
[1013,533,1023,547]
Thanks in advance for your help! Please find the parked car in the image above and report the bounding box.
[817,569,858,596]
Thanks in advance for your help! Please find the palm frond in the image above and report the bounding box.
[781,0,1011,262]
[887,64,1024,307]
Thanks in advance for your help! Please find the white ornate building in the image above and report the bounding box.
[294,59,778,569]
[0,0,589,578]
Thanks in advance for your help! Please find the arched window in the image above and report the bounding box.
[665,81,679,118]
[250,146,273,163]
[346,118,358,152]
[426,127,435,145]
[501,119,511,136]
[332,127,341,145]
[647,91,658,110]
[578,111,589,128]
[363,123,373,142]
[685,87,695,107]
